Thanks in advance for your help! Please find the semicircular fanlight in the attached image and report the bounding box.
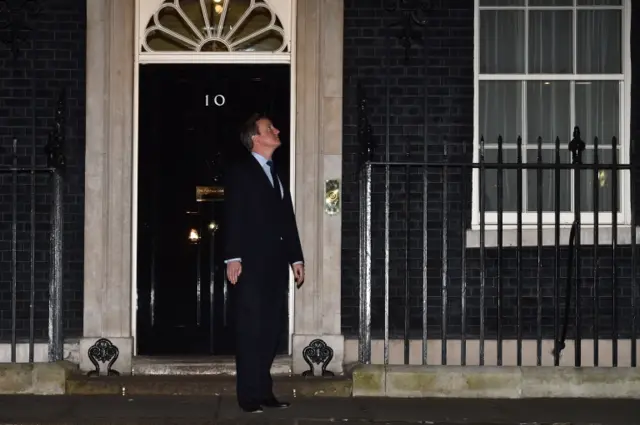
[143,0,288,53]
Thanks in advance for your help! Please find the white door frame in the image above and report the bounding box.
[131,0,297,356]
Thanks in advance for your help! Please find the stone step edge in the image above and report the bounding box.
[131,356,294,376]
[353,364,640,399]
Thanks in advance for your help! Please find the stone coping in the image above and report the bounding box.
[7,360,640,399]
[0,361,77,395]
[352,364,640,398]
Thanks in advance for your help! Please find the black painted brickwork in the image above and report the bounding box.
[0,0,86,342]
[342,0,640,341]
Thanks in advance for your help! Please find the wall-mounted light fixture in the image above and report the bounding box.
[188,228,200,243]
[212,0,223,15]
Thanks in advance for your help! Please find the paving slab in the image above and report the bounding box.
[0,395,637,424]
[216,395,365,422]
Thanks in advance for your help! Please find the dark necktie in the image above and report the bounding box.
[266,160,280,198]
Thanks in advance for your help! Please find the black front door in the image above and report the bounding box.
[136,64,291,356]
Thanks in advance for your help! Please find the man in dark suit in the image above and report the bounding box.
[224,113,305,413]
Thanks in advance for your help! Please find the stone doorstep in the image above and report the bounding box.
[0,361,77,395]
[65,375,352,397]
[131,355,293,376]
[353,364,640,399]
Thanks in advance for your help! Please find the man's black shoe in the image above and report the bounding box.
[240,405,263,413]
[262,398,290,409]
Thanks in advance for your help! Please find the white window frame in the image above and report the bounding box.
[471,0,632,230]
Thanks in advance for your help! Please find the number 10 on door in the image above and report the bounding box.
[205,94,226,107]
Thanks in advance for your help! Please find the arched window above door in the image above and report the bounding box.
[142,0,288,53]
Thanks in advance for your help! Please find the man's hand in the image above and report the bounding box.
[226,261,242,285]
[292,263,305,288]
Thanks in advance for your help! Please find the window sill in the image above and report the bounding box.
[466,225,640,248]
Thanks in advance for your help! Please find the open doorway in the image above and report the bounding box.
[136,64,291,356]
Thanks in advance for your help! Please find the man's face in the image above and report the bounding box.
[253,118,281,149]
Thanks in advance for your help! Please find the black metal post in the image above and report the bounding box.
[479,136,486,366]
[404,162,411,365]
[593,136,600,366]
[611,135,618,366]
[554,136,561,366]
[357,82,373,364]
[536,136,543,366]
[29,29,37,363]
[497,135,503,366]
[11,138,18,363]
[460,143,468,366]
[383,29,391,366]
[631,138,637,367]
[570,126,585,367]
[441,140,448,366]
[516,135,523,366]
[48,169,64,361]
[421,20,429,366]
[46,89,67,363]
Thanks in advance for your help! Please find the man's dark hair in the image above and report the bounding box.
[240,113,267,151]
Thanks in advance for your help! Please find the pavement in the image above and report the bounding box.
[0,395,638,425]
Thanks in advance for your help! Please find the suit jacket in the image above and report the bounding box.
[224,155,304,278]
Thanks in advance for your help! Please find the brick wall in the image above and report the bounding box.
[342,0,640,342]
[0,0,86,342]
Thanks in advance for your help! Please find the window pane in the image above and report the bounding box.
[579,149,620,213]
[578,0,622,5]
[529,0,572,6]
[577,10,622,74]
[480,0,524,5]
[482,149,519,212]
[528,11,573,73]
[575,81,619,146]
[527,81,570,145]
[526,149,571,212]
[480,11,525,74]
[479,81,522,143]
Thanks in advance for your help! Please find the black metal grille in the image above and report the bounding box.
[355,1,638,368]
[0,0,65,362]
[1,88,65,363]
[358,125,637,367]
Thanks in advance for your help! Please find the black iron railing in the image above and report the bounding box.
[0,0,64,364]
[2,89,66,364]
[358,128,637,367]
